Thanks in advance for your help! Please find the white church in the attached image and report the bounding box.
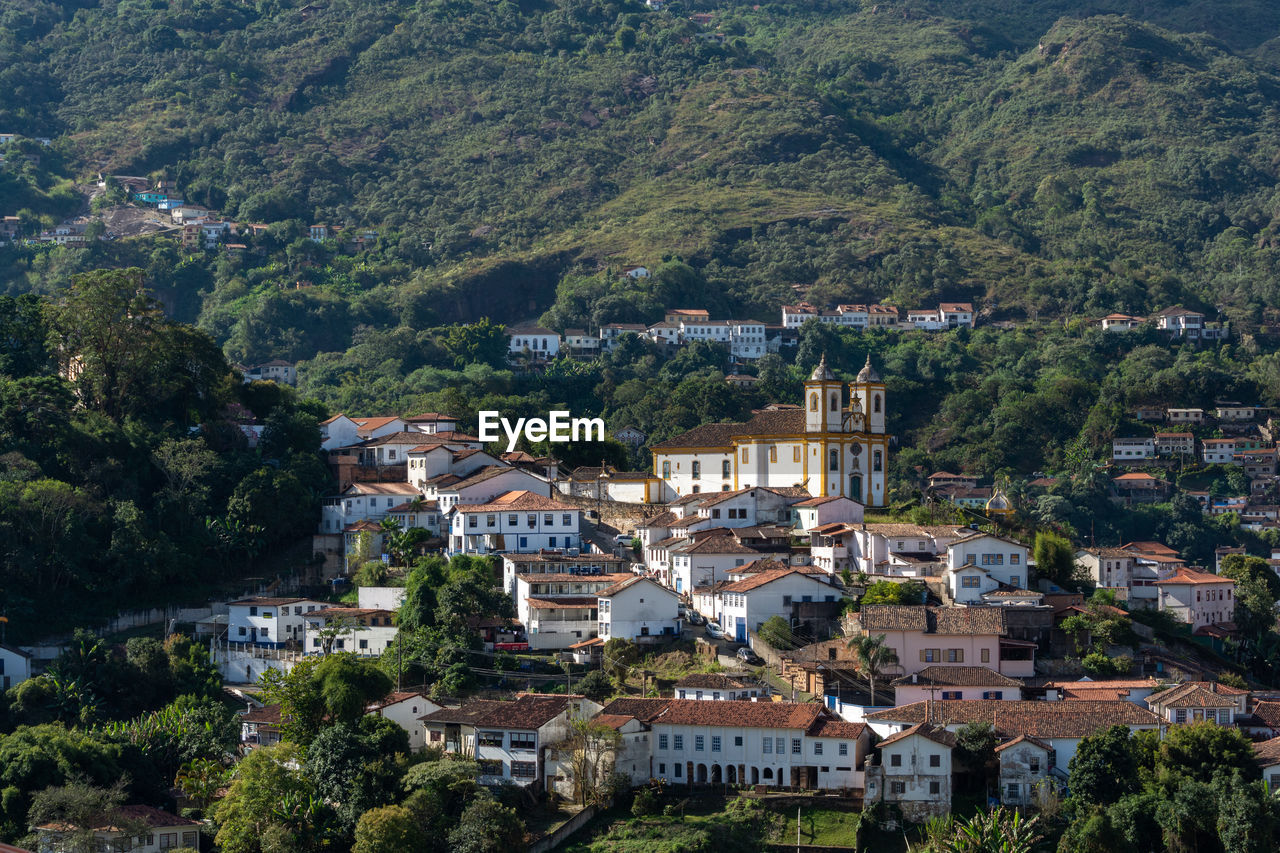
[651,355,890,507]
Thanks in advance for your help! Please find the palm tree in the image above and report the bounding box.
[847,633,898,706]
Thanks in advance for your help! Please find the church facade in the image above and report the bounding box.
[650,356,890,507]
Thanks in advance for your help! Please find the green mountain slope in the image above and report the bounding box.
[3,0,1280,355]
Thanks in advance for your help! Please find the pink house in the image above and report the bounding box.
[855,606,1035,679]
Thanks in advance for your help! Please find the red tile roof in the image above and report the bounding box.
[720,568,834,594]
[860,606,1006,636]
[598,697,673,723]
[1155,569,1235,586]
[866,700,1163,738]
[457,490,578,512]
[674,673,750,690]
[878,722,956,748]
[994,734,1052,753]
[889,666,1021,688]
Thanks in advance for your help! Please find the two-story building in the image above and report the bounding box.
[995,735,1056,808]
[516,572,633,650]
[597,576,682,644]
[303,607,398,657]
[719,568,844,644]
[891,666,1023,705]
[1111,437,1155,461]
[226,597,327,648]
[367,690,444,750]
[1144,681,1248,725]
[869,723,955,820]
[854,606,1035,679]
[1154,569,1235,631]
[34,806,201,853]
[507,325,561,361]
[945,532,1030,604]
[450,490,582,556]
[420,694,603,789]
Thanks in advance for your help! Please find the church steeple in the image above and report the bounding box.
[850,354,886,435]
[804,353,843,433]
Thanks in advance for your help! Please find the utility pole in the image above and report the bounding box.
[796,804,801,853]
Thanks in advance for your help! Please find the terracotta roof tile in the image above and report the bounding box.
[878,722,956,748]
[598,697,673,723]
[674,673,750,690]
[651,410,808,449]
[890,666,1021,688]
[867,700,1163,737]
[653,698,832,731]
[720,568,835,594]
[1254,736,1280,766]
[457,490,578,513]
[860,606,1006,636]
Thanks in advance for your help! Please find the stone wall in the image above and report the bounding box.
[557,493,669,535]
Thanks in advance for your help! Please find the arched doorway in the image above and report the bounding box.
[751,767,759,785]
[849,474,862,502]
[763,768,773,782]
[697,764,708,784]
[726,765,737,784]
[711,764,722,784]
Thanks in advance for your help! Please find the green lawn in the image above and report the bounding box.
[770,805,862,847]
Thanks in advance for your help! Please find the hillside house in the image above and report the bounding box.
[1155,569,1235,632]
[1145,681,1248,725]
[507,325,561,361]
[451,490,582,556]
[1112,437,1155,461]
[869,723,955,820]
[597,575,682,643]
[855,606,1035,678]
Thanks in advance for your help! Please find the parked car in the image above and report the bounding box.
[684,610,706,626]
[706,621,725,639]
[736,647,764,666]
[613,532,635,545]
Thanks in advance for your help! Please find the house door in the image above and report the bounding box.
[736,619,746,643]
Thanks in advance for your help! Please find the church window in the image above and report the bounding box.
[793,447,801,462]
[741,448,749,463]
[829,450,839,471]
[874,394,881,413]
[770,447,777,463]
[873,450,882,472]
[722,460,731,479]
[810,394,818,412]
[691,461,701,480]
[830,393,838,411]
[662,461,670,478]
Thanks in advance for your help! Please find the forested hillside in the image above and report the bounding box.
[5,0,1280,345]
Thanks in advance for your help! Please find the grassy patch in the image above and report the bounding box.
[770,804,862,847]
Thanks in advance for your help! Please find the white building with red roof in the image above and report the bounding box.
[449,490,583,556]
[1155,569,1235,631]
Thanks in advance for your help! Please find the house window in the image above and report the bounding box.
[509,514,518,525]
[528,514,537,527]
[983,691,1003,700]
[662,461,671,478]
[839,743,848,756]
[734,736,743,746]
[695,736,705,751]
[674,763,683,777]
[742,448,749,463]
[510,733,536,750]
[478,731,504,747]
[941,691,962,700]
[692,461,701,480]
[792,739,802,754]
[814,742,823,755]
[1011,554,1020,564]
[770,447,777,463]
[544,514,554,525]
[659,763,666,775]
[486,515,496,527]
[511,761,537,778]
[469,516,477,528]
[810,393,818,411]
[763,738,773,754]
[793,447,801,462]
[946,649,964,663]
[961,576,981,588]
[922,649,939,662]
[1030,758,1040,774]
[890,781,907,795]
[1006,783,1019,800]
[776,737,785,754]
[930,781,941,795]
[711,736,721,752]
[712,509,721,519]
[929,754,940,768]
[981,649,990,663]
[674,735,684,750]
[1175,709,1187,723]
[873,450,882,472]
[659,734,669,750]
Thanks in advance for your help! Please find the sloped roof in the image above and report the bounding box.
[674,673,750,690]
[721,568,834,594]
[994,734,1053,753]
[651,409,808,449]
[598,697,672,723]
[866,700,1163,737]
[860,606,1006,636]
[878,722,956,748]
[890,666,1021,689]
[1254,736,1280,767]
[456,490,577,513]
[1146,681,1246,709]
[653,698,825,730]
[1155,569,1235,587]
[421,694,579,729]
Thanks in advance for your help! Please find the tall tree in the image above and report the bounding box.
[846,633,898,705]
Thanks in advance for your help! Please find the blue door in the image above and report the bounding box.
[736,619,746,643]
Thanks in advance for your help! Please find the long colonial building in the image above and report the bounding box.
[651,355,890,506]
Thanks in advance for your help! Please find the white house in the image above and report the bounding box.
[507,325,561,361]
[646,698,869,790]
[303,607,398,657]
[35,805,201,853]
[0,644,32,690]
[871,723,955,820]
[1201,438,1238,464]
[367,690,443,751]
[673,673,762,700]
[420,694,603,788]
[891,666,1023,705]
[792,495,864,532]
[515,572,633,650]
[597,576,682,643]
[669,535,763,596]
[427,465,552,512]
[945,532,1029,603]
[320,482,423,534]
[1154,569,1235,631]
[501,551,629,596]
[406,445,504,491]
[1075,548,1138,593]
[719,568,844,644]
[404,412,461,434]
[226,597,327,648]
[450,490,582,555]
[1144,681,1248,725]
[1112,437,1155,461]
[995,735,1056,808]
